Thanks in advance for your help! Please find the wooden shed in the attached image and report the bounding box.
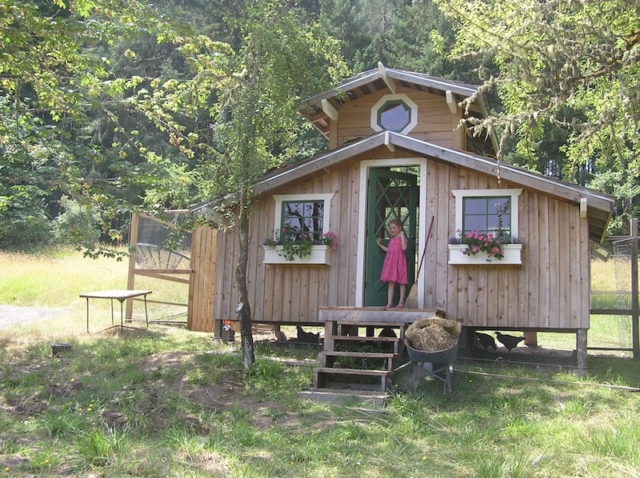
[191,63,614,369]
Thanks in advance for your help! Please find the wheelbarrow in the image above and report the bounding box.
[404,334,460,393]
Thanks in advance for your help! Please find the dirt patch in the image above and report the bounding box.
[0,305,63,328]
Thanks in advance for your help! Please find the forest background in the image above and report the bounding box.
[2,0,639,252]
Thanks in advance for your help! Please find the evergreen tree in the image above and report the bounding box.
[438,0,640,233]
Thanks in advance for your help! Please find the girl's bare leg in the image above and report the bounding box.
[398,284,406,307]
[386,282,395,307]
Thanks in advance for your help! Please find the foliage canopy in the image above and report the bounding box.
[438,0,640,231]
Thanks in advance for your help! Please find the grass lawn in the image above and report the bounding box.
[1,248,639,477]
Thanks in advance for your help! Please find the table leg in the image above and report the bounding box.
[86,297,90,333]
[119,300,124,328]
[110,299,114,325]
[144,294,149,328]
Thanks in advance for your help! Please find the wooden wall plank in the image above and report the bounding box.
[548,199,559,329]
[579,215,590,329]
[427,162,442,309]
[527,190,540,329]
[187,226,199,330]
[517,190,529,329]
[204,228,214,332]
[557,201,570,327]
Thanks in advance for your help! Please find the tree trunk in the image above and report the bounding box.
[236,201,255,369]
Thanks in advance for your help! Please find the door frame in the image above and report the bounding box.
[355,157,428,307]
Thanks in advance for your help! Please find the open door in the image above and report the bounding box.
[364,168,418,306]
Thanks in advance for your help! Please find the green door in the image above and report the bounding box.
[365,168,418,306]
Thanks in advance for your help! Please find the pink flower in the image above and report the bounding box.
[472,245,479,253]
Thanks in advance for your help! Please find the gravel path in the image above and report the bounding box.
[0,305,63,329]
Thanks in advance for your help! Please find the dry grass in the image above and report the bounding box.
[0,247,128,307]
[0,247,188,343]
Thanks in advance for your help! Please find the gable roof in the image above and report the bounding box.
[299,63,489,140]
[251,131,614,243]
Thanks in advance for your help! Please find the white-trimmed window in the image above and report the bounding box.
[272,193,334,240]
[452,189,522,237]
[371,94,418,135]
[449,189,523,265]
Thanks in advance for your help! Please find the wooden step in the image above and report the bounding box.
[314,367,390,376]
[314,367,390,392]
[329,335,399,342]
[333,320,410,327]
[327,334,402,360]
[298,389,387,407]
[332,322,406,340]
[323,351,395,359]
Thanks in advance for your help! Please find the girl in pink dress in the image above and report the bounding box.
[376,220,408,308]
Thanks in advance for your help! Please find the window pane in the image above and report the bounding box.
[489,198,509,214]
[465,198,487,214]
[487,215,510,234]
[379,102,410,131]
[465,216,487,231]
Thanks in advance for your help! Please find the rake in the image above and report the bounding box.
[404,215,435,309]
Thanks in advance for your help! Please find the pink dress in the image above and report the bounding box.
[380,235,408,284]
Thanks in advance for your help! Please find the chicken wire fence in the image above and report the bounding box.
[611,236,636,349]
[589,232,639,353]
[134,213,192,269]
[129,212,192,324]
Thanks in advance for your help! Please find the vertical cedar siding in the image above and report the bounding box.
[207,82,589,331]
[188,226,217,332]
[211,158,590,331]
[439,168,590,331]
[336,87,456,149]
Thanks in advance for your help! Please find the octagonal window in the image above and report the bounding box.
[371,93,418,135]
[378,100,411,132]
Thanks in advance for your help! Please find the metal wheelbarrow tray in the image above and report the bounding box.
[404,335,460,393]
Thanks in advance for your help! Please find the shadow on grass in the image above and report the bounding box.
[2,326,640,477]
[587,355,640,387]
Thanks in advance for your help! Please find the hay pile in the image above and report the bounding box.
[405,317,459,353]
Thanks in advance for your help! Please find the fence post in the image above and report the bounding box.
[631,218,638,359]
[126,213,140,320]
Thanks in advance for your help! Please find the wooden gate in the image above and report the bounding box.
[126,213,218,332]
[187,226,218,332]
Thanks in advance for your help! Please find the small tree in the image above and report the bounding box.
[185,1,346,368]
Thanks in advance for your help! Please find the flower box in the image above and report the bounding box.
[263,245,331,265]
[448,244,523,265]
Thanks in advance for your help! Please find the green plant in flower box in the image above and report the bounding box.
[262,227,338,261]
